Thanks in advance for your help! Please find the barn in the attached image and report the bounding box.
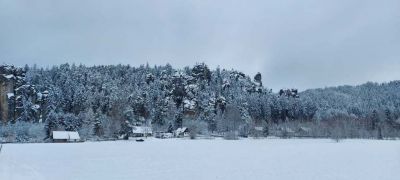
[52,131,81,143]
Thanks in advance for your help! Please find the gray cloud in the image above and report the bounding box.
[1,0,399,90]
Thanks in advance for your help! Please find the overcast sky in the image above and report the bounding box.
[1,0,399,90]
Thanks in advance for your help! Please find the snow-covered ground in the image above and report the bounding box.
[1,138,400,180]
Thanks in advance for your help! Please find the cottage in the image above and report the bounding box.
[52,131,81,142]
[131,126,153,137]
[175,127,189,137]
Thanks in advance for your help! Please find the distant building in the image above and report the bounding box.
[175,127,189,137]
[254,126,263,131]
[131,126,153,137]
[252,126,265,137]
[52,131,81,142]
[154,132,173,139]
[296,127,312,137]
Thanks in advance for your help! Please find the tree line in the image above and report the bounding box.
[0,63,399,142]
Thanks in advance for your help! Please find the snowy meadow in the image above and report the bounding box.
[1,138,400,180]
[1,0,400,179]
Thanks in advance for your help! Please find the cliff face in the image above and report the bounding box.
[0,65,24,123]
[0,65,50,123]
[0,77,12,122]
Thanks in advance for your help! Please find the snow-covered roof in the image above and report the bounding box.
[69,132,80,139]
[132,126,152,134]
[176,127,188,134]
[52,131,80,140]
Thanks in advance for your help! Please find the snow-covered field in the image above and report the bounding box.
[1,138,400,180]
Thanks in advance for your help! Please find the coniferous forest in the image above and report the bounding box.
[1,63,400,142]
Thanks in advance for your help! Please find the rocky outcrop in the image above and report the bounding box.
[0,65,48,123]
[0,65,24,123]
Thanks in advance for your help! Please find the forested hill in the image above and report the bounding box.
[301,81,400,120]
[0,63,399,142]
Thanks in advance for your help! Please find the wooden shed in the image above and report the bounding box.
[52,131,81,143]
